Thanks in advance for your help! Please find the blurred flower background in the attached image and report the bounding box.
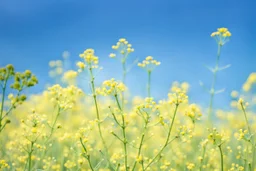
[1,1,256,171]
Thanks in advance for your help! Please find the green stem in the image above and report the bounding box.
[208,44,222,123]
[241,103,255,171]
[28,141,34,171]
[241,104,251,134]
[199,145,207,171]
[144,104,179,170]
[114,94,128,171]
[147,71,151,98]
[218,145,224,171]
[45,106,61,143]
[80,138,95,171]
[132,116,149,170]
[88,66,113,170]
[122,60,126,109]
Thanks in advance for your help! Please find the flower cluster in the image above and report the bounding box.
[11,70,38,91]
[138,56,161,72]
[110,38,134,59]
[21,111,46,141]
[97,78,126,96]
[211,27,232,45]
[234,129,250,142]
[0,64,15,81]
[136,97,159,112]
[168,85,188,105]
[79,48,99,69]
[47,84,84,110]
[0,160,10,169]
[185,104,202,123]
[176,125,193,142]
[207,128,226,146]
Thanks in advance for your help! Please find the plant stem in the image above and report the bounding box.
[88,66,113,169]
[241,103,255,171]
[208,44,222,123]
[46,106,61,142]
[241,104,251,134]
[218,145,224,171]
[122,59,126,109]
[199,145,207,171]
[28,141,34,171]
[114,94,128,171]
[132,115,149,170]
[80,138,95,171]
[144,104,179,170]
[147,71,151,98]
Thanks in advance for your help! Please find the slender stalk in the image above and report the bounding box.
[115,163,120,171]
[88,66,113,169]
[241,104,251,134]
[218,145,224,171]
[80,138,95,171]
[208,44,222,123]
[46,106,61,142]
[240,103,255,171]
[147,71,151,98]
[121,59,126,109]
[28,141,34,171]
[114,94,128,171]
[144,104,179,170]
[199,145,207,171]
[132,115,149,170]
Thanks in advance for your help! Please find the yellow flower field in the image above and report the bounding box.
[1,28,256,171]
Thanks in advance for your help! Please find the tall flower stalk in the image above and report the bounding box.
[77,49,113,169]
[207,28,232,123]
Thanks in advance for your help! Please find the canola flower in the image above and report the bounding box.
[1,27,256,171]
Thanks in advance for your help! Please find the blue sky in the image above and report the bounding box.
[0,0,255,109]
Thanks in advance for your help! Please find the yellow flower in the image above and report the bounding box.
[211,27,231,45]
[76,61,86,69]
[31,127,37,134]
[138,56,161,72]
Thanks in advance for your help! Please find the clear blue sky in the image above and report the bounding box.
[0,0,255,109]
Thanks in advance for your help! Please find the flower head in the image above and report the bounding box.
[168,84,188,105]
[211,27,231,45]
[97,78,126,96]
[110,38,134,61]
[138,56,161,72]
[79,48,99,68]
[185,104,202,123]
